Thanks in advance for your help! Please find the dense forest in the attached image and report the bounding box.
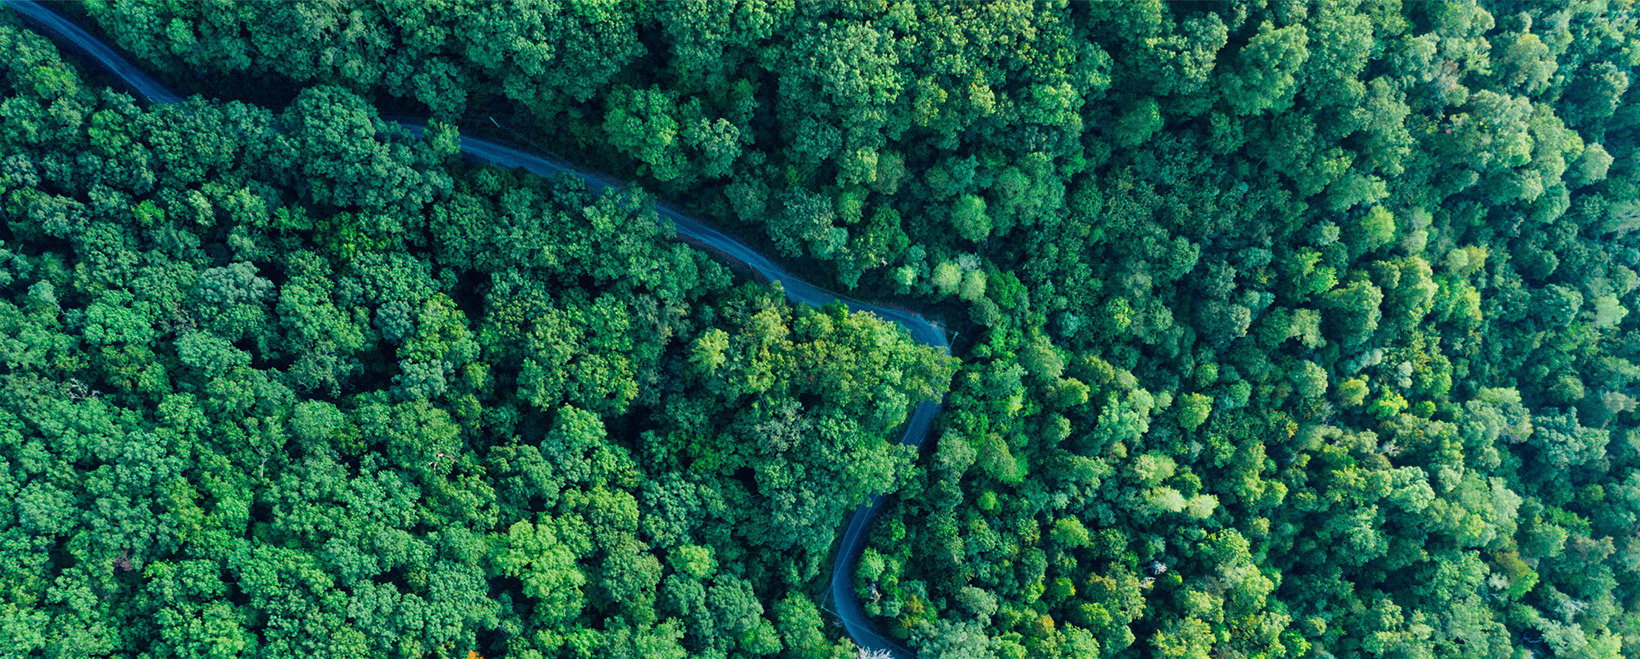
[0,18,955,657]
[4,0,1640,656]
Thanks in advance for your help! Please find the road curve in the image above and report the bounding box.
[5,1,939,655]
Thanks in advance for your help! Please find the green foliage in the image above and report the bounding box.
[1176,393,1214,431]
[951,194,992,243]
[14,0,1640,655]
[0,29,952,658]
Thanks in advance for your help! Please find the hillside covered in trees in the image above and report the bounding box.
[5,0,1640,657]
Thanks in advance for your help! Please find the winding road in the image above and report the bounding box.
[6,1,939,655]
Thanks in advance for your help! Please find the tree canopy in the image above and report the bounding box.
[0,22,952,657]
[7,0,1640,656]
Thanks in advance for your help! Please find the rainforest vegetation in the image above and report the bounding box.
[0,17,955,658]
[4,0,1640,657]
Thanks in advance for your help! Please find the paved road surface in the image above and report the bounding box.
[5,1,944,654]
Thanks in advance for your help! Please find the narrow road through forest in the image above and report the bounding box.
[5,1,941,655]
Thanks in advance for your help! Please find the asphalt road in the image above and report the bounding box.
[5,1,944,655]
